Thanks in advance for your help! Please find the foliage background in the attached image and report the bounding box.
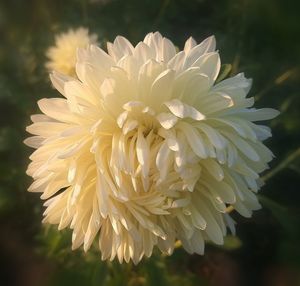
[0,0,300,285]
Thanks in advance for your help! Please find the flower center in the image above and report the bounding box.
[117,101,161,136]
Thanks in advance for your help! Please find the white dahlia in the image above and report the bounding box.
[26,32,279,263]
[46,27,98,76]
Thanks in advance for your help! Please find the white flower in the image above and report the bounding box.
[46,28,98,76]
[26,32,279,264]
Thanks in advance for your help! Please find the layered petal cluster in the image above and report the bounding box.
[46,27,98,76]
[26,32,279,263]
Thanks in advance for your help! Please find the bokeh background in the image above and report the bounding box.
[1,0,300,285]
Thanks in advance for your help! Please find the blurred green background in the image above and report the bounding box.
[0,0,300,285]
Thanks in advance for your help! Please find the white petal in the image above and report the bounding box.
[184,35,216,68]
[162,37,176,62]
[156,141,172,179]
[165,99,206,121]
[37,98,74,123]
[213,72,252,94]
[192,52,221,83]
[202,159,224,181]
[50,71,72,96]
[177,122,207,158]
[156,112,178,129]
[222,131,260,161]
[168,51,186,72]
[136,128,149,177]
[196,123,226,149]
[184,37,197,53]
[236,108,280,121]
[113,36,134,58]
[133,42,156,63]
[24,136,44,148]
[150,69,175,105]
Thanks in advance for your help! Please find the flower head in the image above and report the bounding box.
[46,27,98,76]
[26,32,279,263]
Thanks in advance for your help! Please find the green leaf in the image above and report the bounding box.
[222,235,242,250]
[216,64,232,83]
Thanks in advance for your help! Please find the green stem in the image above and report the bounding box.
[262,147,300,182]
